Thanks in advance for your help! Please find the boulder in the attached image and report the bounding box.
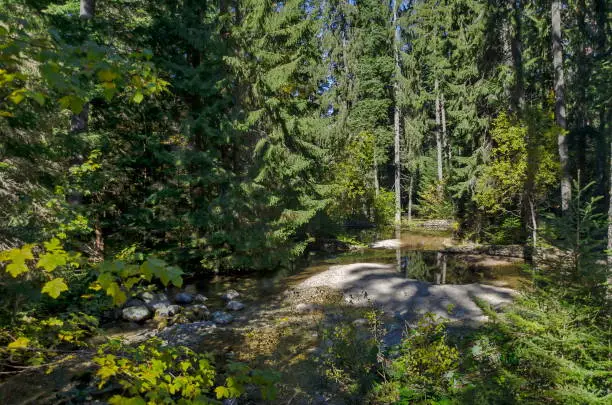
[225,301,245,311]
[154,304,182,318]
[183,304,210,321]
[174,292,194,305]
[194,294,208,303]
[212,311,234,325]
[124,298,145,308]
[221,289,240,301]
[122,306,152,322]
[140,292,172,311]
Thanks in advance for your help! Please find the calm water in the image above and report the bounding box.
[193,228,525,304]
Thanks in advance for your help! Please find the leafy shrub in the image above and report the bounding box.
[94,338,279,404]
[484,216,523,245]
[373,189,396,225]
[415,182,455,219]
[370,313,459,404]
[321,310,384,400]
[462,292,612,404]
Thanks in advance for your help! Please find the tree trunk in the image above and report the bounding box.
[80,0,95,20]
[392,0,401,224]
[551,0,571,213]
[434,78,443,183]
[374,154,380,197]
[408,174,414,221]
[607,140,611,268]
[502,0,525,113]
[441,93,449,162]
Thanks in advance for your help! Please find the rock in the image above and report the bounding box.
[183,304,210,321]
[194,294,208,303]
[122,306,152,322]
[140,292,172,311]
[212,311,234,325]
[174,292,194,305]
[295,303,322,314]
[221,289,240,301]
[370,239,402,249]
[156,321,216,347]
[352,318,368,327]
[226,301,245,311]
[154,304,182,318]
[124,298,145,308]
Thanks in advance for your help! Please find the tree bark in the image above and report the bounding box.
[392,0,401,224]
[441,93,448,162]
[80,0,95,20]
[607,140,611,268]
[408,174,414,221]
[551,0,571,213]
[434,78,443,183]
[374,154,380,197]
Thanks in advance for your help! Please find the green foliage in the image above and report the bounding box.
[541,181,608,300]
[461,291,611,404]
[321,310,384,400]
[94,338,279,404]
[415,182,455,219]
[0,239,80,298]
[373,313,459,404]
[1,312,98,372]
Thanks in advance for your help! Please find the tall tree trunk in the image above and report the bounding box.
[434,78,443,183]
[551,0,571,212]
[441,93,448,162]
[392,0,401,224]
[408,174,414,221]
[80,0,95,19]
[374,154,380,197]
[607,140,611,268]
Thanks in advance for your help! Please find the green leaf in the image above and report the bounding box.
[8,89,25,104]
[106,282,127,306]
[42,277,69,299]
[215,386,230,399]
[27,91,46,106]
[97,69,119,82]
[2,245,34,277]
[108,396,145,405]
[37,251,68,272]
[158,265,183,287]
[132,91,144,104]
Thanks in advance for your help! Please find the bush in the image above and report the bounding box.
[94,338,279,404]
[369,313,459,404]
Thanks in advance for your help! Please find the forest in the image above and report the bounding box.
[0,0,610,404]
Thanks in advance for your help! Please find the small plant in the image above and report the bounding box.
[94,338,279,404]
[370,313,459,404]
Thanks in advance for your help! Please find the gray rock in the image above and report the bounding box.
[154,304,182,318]
[352,318,368,327]
[221,289,240,301]
[140,292,172,311]
[194,294,208,303]
[174,292,194,305]
[122,306,152,322]
[183,304,210,321]
[124,298,145,308]
[212,311,234,325]
[295,303,321,314]
[225,301,245,311]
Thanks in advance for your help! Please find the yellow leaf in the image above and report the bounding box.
[41,277,69,299]
[8,337,29,349]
